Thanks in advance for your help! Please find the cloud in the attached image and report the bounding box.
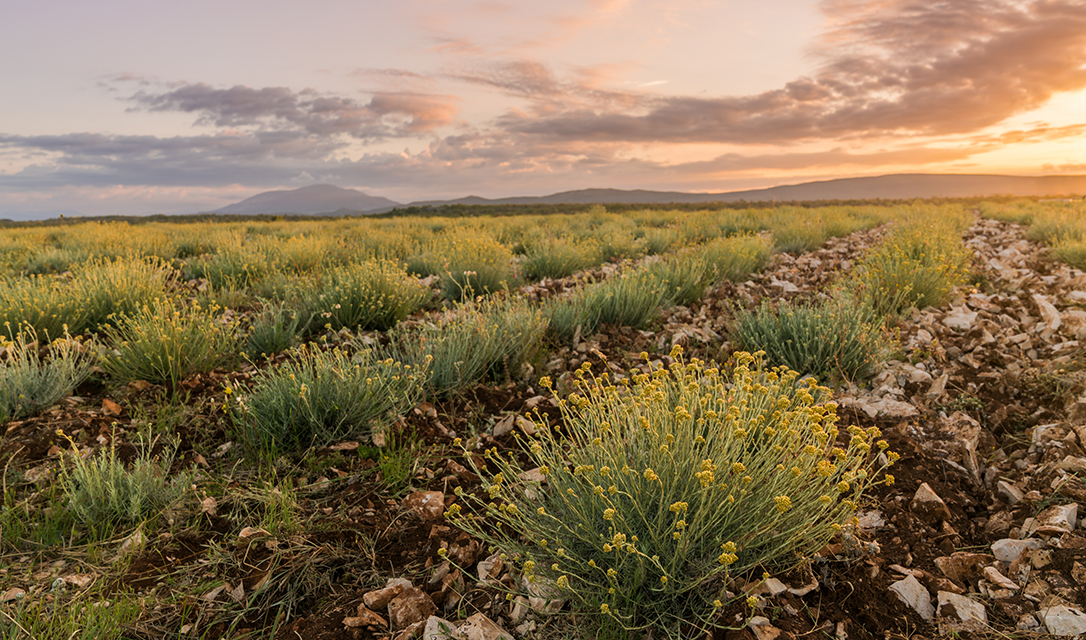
[493,0,1086,144]
[127,82,460,140]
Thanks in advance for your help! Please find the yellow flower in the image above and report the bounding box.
[774,496,792,513]
[837,481,850,493]
[600,603,611,614]
[746,595,759,608]
[556,575,569,588]
[603,508,615,520]
[884,474,895,485]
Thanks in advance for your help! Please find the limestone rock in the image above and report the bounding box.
[1040,605,1086,636]
[389,587,437,630]
[403,491,446,522]
[936,591,987,633]
[889,574,934,621]
[422,616,461,640]
[1030,503,1078,536]
[910,483,953,523]
[992,538,1047,563]
[933,553,993,585]
[748,616,782,640]
[458,613,514,640]
[344,605,388,628]
[365,579,411,610]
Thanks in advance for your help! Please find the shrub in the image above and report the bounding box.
[522,238,601,281]
[0,330,92,423]
[732,293,883,382]
[243,301,302,360]
[71,256,176,331]
[300,260,429,334]
[437,230,516,299]
[699,234,772,284]
[1051,237,1086,270]
[235,344,428,453]
[59,434,193,535]
[770,222,826,254]
[547,269,667,343]
[645,251,709,307]
[851,222,970,317]
[0,276,85,342]
[99,298,239,388]
[397,297,547,397]
[183,244,269,288]
[449,349,893,636]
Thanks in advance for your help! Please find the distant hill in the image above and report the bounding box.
[214,184,399,215]
[406,174,1086,209]
[172,173,1086,219]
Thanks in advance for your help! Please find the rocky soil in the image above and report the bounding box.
[2,216,1086,639]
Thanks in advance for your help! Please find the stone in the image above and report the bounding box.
[889,574,934,621]
[991,538,1047,563]
[763,578,788,596]
[943,307,978,331]
[935,412,985,484]
[364,579,411,610]
[395,620,425,640]
[857,510,885,530]
[926,373,948,399]
[1040,605,1086,636]
[422,616,461,640]
[343,605,388,628]
[933,553,993,585]
[388,587,437,630]
[748,616,782,640]
[849,396,918,419]
[458,613,514,640]
[1034,294,1062,341]
[997,480,1024,505]
[982,566,1019,591]
[1017,613,1041,631]
[476,553,503,583]
[1057,456,1086,475]
[1030,503,1078,535]
[0,587,25,603]
[910,483,953,523]
[936,591,987,632]
[403,491,446,522]
[1072,561,1086,585]
[525,577,566,614]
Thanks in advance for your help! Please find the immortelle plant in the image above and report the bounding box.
[448,347,896,637]
[0,328,92,423]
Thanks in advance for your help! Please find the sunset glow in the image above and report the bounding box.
[2,0,1086,216]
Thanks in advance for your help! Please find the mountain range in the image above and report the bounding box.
[5,173,1086,221]
[212,173,1086,216]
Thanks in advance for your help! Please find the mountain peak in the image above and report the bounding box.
[215,184,399,215]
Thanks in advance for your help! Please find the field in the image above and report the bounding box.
[2,199,1086,640]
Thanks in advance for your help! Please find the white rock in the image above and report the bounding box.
[910,483,953,523]
[991,538,1047,563]
[458,613,514,640]
[943,308,978,331]
[1033,294,1062,340]
[857,510,885,530]
[926,373,948,398]
[937,591,987,631]
[1017,613,1041,631]
[889,574,934,621]
[748,616,782,640]
[996,480,1024,505]
[1030,503,1078,535]
[423,616,463,640]
[981,566,1019,590]
[763,578,788,596]
[1040,605,1086,636]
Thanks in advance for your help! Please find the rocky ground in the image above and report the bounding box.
[2,216,1085,639]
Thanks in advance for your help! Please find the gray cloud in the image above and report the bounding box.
[128,82,460,139]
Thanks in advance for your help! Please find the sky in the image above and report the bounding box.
[2,0,1086,216]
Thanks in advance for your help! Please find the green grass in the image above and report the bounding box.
[234,344,428,454]
[0,591,142,640]
[0,329,92,423]
[300,260,429,334]
[732,293,885,383]
[58,434,193,539]
[99,298,239,389]
[243,301,302,360]
[547,269,667,343]
[396,296,548,397]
